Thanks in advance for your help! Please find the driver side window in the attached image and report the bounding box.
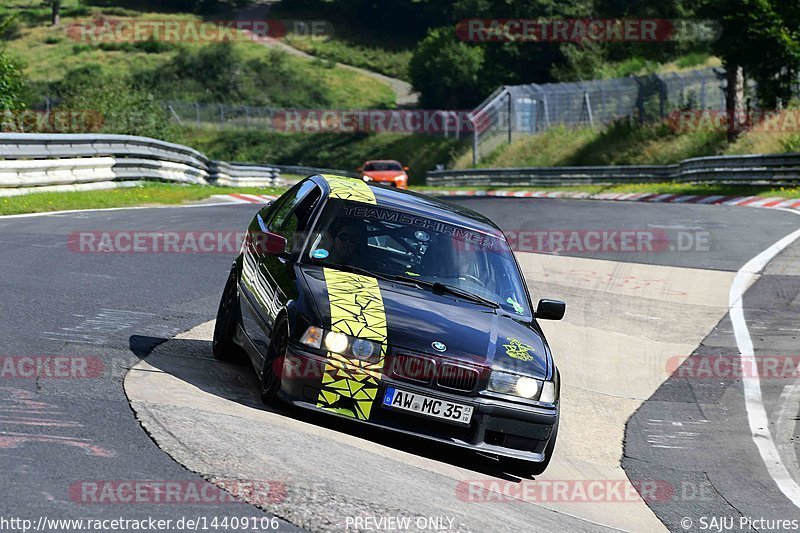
[274,184,322,253]
[268,181,318,231]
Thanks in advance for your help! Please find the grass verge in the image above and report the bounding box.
[0,182,286,216]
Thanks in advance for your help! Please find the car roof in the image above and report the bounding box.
[310,175,503,236]
[363,160,401,164]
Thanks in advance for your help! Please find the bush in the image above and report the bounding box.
[0,17,21,41]
[56,65,173,138]
[409,27,486,109]
[140,41,330,107]
[0,50,26,111]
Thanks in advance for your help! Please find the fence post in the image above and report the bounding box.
[583,92,594,127]
[470,115,479,167]
[507,92,513,144]
[219,104,224,127]
[634,76,645,125]
[195,103,200,127]
[542,96,551,129]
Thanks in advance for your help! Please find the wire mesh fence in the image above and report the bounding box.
[166,102,276,130]
[468,68,727,164]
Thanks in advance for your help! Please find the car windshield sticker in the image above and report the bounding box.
[504,338,535,361]
[507,297,525,314]
[341,204,495,248]
[323,175,376,204]
[316,268,388,420]
[312,248,329,259]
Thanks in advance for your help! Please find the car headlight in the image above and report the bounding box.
[362,175,373,182]
[300,326,381,360]
[487,371,556,402]
[324,331,349,353]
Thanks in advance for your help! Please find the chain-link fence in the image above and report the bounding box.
[166,102,276,130]
[469,68,727,164]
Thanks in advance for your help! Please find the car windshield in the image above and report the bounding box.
[303,200,531,316]
[364,162,402,171]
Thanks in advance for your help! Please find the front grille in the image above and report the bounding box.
[390,354,435,384]
[436,363,479,392]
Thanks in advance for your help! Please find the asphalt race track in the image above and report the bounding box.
[2,197,799,532]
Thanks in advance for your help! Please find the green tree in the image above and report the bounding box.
[699,0,800,109]
[409,27,486,108]
[0,16,25,111]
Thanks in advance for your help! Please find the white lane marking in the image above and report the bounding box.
[730,206,800,508]
[776,380,800,487]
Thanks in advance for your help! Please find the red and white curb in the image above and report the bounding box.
[213,194,278,204]
[214,190,800,212]
[428,189,800,211]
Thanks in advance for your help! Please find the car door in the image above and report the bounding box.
[239,180,322,366]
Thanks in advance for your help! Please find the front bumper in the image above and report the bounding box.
[278,345,558,462]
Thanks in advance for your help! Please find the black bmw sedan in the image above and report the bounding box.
[213,174,566,475]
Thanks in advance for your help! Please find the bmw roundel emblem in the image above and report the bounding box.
[432,341,447,352]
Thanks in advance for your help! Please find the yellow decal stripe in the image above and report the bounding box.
[322,175,376,204]
[316,268,387,420]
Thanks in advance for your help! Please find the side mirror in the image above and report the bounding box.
[536,299,565,320]
[251,231,288,257]
[356,167,363,172]
[403,166,409,171]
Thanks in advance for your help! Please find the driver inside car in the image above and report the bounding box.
[326,219,369,268]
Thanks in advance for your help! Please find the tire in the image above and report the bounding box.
[212,268,246,362]
[500,419,559,477]
[260,318,288,405]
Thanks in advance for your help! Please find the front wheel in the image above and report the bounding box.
[212,268,246,362]
[260,319,288,404]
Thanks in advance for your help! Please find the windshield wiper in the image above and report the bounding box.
[393,275,500,309]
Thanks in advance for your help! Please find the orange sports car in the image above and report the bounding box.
[357,160,409,189]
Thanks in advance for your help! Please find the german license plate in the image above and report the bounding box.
[382,387,473,425]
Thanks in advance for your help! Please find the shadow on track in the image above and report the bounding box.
[130,333,523,482]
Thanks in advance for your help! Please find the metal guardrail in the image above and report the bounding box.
[426,153,800,187]
[0,133,283,195]
[273,164,357,178]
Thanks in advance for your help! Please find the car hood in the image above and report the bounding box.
[362,170,405,180]
[298,265,550,379]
